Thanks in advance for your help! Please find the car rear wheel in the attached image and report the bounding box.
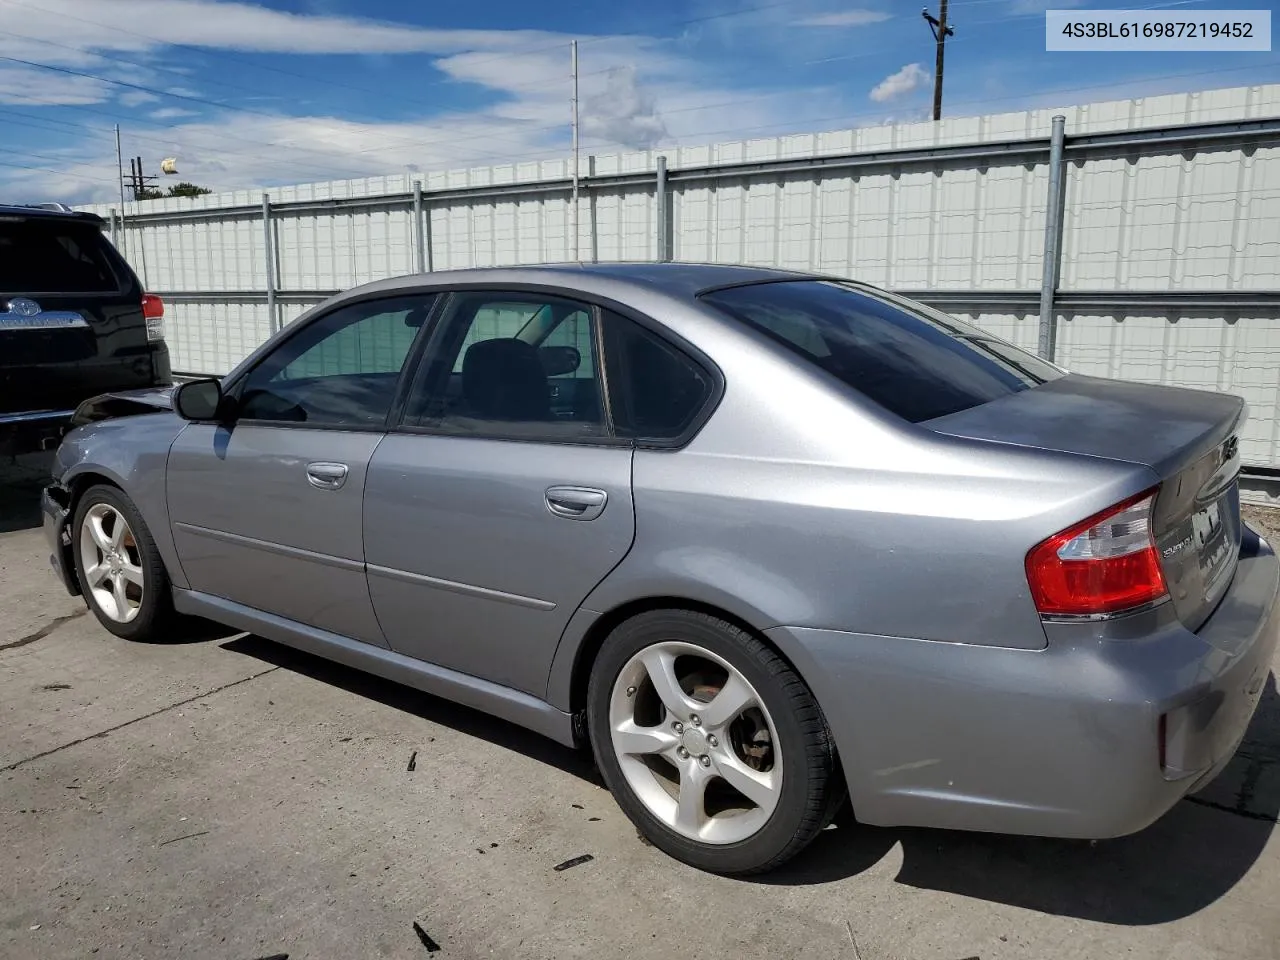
[72,484,177,641]
[587,609,844,874]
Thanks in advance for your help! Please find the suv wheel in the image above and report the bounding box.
[587,609,844,874]
[72,484,177,641]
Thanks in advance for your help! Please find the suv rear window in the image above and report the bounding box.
[0,219,121,294]
[701,280,1062,423]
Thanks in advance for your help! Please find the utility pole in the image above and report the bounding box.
[115,124,128,258]
[125,156,159,200]
[114,125,126,210]
[922,1,955,122]
[570,39,580,262]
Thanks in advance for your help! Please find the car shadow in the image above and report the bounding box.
[218,632,602,786]
[0,451,55,534]
[216,630,1277,924]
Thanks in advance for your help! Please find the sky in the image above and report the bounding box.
[0,0,1276,204]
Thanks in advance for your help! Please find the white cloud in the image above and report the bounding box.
[151,106,199,119]
[119,90,160,107]
[0,0,859,203]
[0,65,111,104]
[1007,0,1086,12]
[0,0,557,58]
[869,63,930,103]
[795,10,890,27]
[582,66,667,149]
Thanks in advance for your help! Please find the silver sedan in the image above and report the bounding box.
[43,263,1279,874]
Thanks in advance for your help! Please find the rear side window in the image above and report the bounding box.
[0,220,120,294]
[702,281,1061,423]
[601,310,713,441]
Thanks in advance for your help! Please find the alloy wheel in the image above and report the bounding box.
[78,502,145,624]
[608,640,783,844]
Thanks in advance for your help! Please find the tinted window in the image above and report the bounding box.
[602,311,713,441]
[0,221,120,293]
[406,292,606,440]
[237,294,433,426]
[702,281,1061,423]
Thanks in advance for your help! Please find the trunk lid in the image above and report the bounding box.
[927,373,1245,630]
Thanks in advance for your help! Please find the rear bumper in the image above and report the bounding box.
[1,345,171,415]
[42,485,80,597]
[0,409,76,455]
[768,529,1280,840]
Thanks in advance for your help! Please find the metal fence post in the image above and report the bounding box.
[656,155,669,262]
[262,193,277,335]
[412,181,426,274]
[588,155,599,263]
[1037,114,1068,361]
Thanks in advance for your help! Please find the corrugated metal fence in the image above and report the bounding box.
[85,84,1280,467]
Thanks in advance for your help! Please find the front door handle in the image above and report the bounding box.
[545,485,607,521]
[306,461,349,490]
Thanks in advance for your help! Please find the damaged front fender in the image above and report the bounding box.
[70,385,175,426]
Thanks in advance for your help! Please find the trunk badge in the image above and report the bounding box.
[4,297,41,316]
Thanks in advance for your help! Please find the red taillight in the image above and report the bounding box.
[1025,489,1168,617]
[142,293,164,319]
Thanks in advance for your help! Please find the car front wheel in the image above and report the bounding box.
[587,609,845,874]
[72,484,177,642]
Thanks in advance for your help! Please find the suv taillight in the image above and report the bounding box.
[142,293,165,342]
[1025,489,1168,618]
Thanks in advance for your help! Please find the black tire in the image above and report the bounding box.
[71,483,178,642]
[587,609,845,875]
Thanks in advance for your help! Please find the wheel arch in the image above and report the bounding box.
[564,596,769,720]
[556,597,847,779]
[53,414,191,591]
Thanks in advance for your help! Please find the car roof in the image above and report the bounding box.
[0,203,104,225]
[351,262,823,302]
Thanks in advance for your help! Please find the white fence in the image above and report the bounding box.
[85,83,1280,467]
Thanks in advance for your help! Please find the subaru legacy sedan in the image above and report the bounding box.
[43,263,1278,875]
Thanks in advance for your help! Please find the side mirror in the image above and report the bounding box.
[538,345,581,377]
[173,378,224,422]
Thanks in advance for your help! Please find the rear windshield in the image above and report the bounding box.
[0,219,122,294]
[701,280,1062,423]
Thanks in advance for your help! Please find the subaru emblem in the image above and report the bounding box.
[6,297,41,317]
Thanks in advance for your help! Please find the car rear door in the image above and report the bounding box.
[362,290,635,696]
[167,293,436,645]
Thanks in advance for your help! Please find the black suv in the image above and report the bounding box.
[1,204,171,455]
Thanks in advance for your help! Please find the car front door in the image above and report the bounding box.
[167,293,436,646]
[362,290,635,696]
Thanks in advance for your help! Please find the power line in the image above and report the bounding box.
[660,63,1280,148]
[0,154,117,184]
[0,0,586,104]
[0,49,592,169]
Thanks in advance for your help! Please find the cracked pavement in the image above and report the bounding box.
[3,457,1280,959]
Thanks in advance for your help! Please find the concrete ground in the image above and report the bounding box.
[3,453,1280,960]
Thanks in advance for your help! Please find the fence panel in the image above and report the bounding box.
[86,83,1280,469]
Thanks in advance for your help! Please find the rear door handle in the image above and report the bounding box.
[306,461,349,490]
[545,485,607,521]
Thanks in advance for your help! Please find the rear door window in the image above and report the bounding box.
[701,281,1062,423]
[0,220,121,294]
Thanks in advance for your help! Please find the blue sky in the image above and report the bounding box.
[1,0,1276,203]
